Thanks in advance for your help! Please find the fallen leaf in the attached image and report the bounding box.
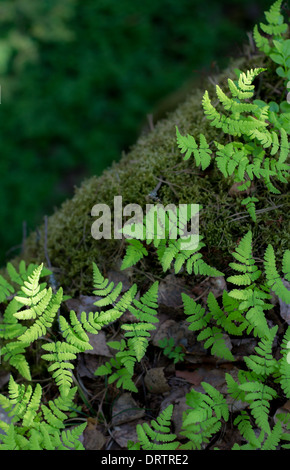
[85,331,112,357]
[77,354,101,379]
[112,420,145,448]
[83,418,106,450]
[144,367,170,394]
[66,295,101,316]
[158,274,190,309]
[228,181,255,197]
[175,369,203,386]
[111,393,145,426]
[107,270,132,292]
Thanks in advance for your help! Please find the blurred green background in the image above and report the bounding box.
[0,0,275,264]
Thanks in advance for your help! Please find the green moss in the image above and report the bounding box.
[9,50,290,295]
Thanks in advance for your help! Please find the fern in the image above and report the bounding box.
[232,410,285,450]
[176,61,289,221]
[0,377,85,450]
[238,381,277,434]
[180,383,229,450]
[176,127,212,169]
[227,231,273,338]
[94,277,159,392]
[264,244,290,304]
[128,405,180,450]
[120,205,222,277]
[0,263,59,380]
[158,337,185,364]
[115,281,159,362]
[95,340,138,392]
[244,325,279,378]
[275,326,290,399]
[183,291,243,361]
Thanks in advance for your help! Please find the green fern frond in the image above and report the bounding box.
[180,384,228,449]
[241,196,259,222]
[121,239,148,270]
[128,405,179,450]
[233,411,264,449]
[0,341,31,380]
[16,287,63,344]
[182,292,210,331]
[41,341,80,396]
[59,310,93,352]
[198,326,234,361]
[244,325,279,377]
[276,326,290,398]
[264,244,290,304]
[176,127,212,169]
[239,381,277,434]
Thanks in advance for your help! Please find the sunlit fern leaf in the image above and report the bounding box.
[234,410,264,450]
[121,239,148,270]
[41,341,79,396]
[283,250,290,282]
[253,24,271,54]
[262,420,284,450]
[0,298,26,340]
[16,287,63,344]
[0,276,14,302]
[207,290,248,336]
[59,423,86,450]
[92,262,122,306]
[95,340,137,392]
[59,310,93,352]
[0,341,31,381]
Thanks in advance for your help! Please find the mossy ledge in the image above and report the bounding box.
[7,48,290,295]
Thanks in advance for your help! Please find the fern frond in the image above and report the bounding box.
[41,341,79,396]
[59,310,93,352]
[182,293,210,331]
[239,381,277,433]
[264,244,290,304]
[244,325,279,377]
[129,405,179,450]
[176,127,212,169]
[121,239,148,270]
[180,384,228,449]
[276,326,290,398]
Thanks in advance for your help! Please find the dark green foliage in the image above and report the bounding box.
[0,0,275,263]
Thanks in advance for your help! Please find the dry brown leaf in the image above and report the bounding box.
[83,419,106,450]
[66,295,101,316]
[158,274,189,309]
[112,420,145,448]
[144,367,170,394]
[175,369,203,386]
[111,393,145,426]
[85,330,112,357]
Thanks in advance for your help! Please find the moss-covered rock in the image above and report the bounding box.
[9,48,290,295]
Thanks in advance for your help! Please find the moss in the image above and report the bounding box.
[8,49,290,295]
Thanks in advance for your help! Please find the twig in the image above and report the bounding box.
[147,114,154,132]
